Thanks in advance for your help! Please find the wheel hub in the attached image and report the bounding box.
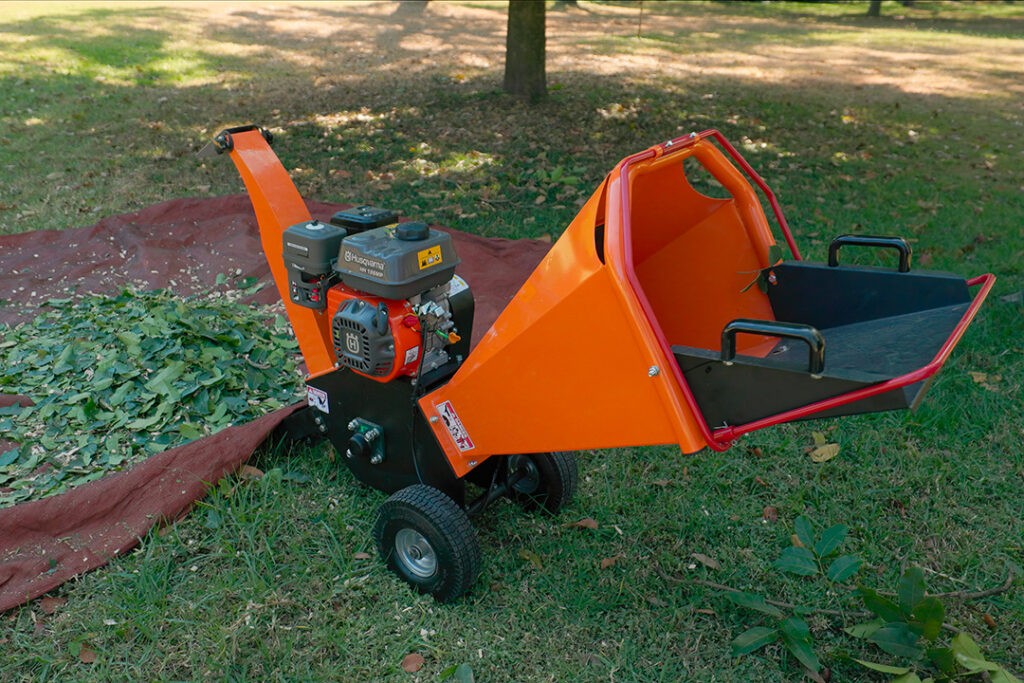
[394,528,437,579]
[510,455,540,495]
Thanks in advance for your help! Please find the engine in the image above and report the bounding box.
[281,206,471,384]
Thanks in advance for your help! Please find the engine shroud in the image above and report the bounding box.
[327,284,421,383]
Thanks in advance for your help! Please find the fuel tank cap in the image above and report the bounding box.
[395,221,430,241]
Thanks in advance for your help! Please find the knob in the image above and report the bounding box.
[395,221,429,241]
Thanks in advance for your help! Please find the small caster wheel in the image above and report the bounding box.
[373,484,482,603]
[508,451,578,514]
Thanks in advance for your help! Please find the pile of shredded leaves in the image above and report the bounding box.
[0,286,304,507]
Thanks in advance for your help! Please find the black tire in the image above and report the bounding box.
[508,451,578,514]
[372,484,482,603]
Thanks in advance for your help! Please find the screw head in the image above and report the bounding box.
[648,365,660,377]
[468,461,477,467]
[429,416,439,423]
[370,454,383,465]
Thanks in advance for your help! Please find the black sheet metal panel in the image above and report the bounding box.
[768,262,971,330]
[673,260,974,428]
[306,369,464,503]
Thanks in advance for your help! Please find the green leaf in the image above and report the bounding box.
[861,587,904,623]
[909,597,944,642]
[814,524,848,557]
[845,618,885,639]
[926,647,956,674]
[0,448,20,467]
[898,566,927,616]
[794,516,815,549]
[731,626,778,655]
[951,632,984,661]
[452,663,475,683]
[992,667,1023,683]
[869,622,924,659]
[826,554,863,581]
[724,591,785,618]
[768,244,784,265]
[215,273,228,285]
[893,673,923,683]
[774,547,818,576]
[779,617,820,672]
[852,658,911,674]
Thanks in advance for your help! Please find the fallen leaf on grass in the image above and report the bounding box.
[695,608,716,616]
[809,443,841,463]
[569,517,599,530]
[653,479,671,487]
[238,465,264,480]
[333,169,352,179]
[518,549,543,570]
[600,555,623,569]
[353,552,371,560]
[79,645,97,664]
[691,553,720,570]
[401,653,424,673]
[763,506,779,523]
[754,476,769,488]
[40,596,66,614]
[536,233,552,243]
[792,534,805,548]
[983,614,997,630]
[812,431,827,446]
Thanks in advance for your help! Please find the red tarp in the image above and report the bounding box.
[0,194,550,612]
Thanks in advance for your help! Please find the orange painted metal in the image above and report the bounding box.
[418,138,782,477]
[325,283,422,383]
[225,130,337,377]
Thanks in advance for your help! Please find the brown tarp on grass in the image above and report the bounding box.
[0,194,551,612]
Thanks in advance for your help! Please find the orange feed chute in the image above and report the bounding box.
[222,128,337,376]
[419,137,783,477]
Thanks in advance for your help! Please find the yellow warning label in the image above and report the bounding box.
[418,245,442,270]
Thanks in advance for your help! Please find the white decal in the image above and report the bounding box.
[448,275,469,296]
[306,386,329,414]
[437,400,475,452]
[404,345,420,366]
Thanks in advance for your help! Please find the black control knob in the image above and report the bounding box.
[395,221,430,241]
[347,432,370,459]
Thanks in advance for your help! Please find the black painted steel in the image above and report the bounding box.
[673,260,974,428]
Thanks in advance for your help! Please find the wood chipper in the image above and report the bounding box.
[205,125,993,602]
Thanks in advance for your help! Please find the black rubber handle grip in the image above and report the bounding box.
[721,319,826,375]
[827,234,912,273]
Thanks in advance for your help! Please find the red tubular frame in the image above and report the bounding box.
[618,130,994,452]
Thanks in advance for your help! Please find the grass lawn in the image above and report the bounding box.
[1,1,1022,680]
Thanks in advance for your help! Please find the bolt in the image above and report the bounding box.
[648,365,660,377]
[370,453,383,465]
[365,427,381,441]
[429,416,439,423]
[318,424,327,433]
[345,449,354,459]
[468,461,477,467]
[347,419,359,431]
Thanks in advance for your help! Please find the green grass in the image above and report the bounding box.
[1,1,1022,681]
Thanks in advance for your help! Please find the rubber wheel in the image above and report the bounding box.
[508,452,578,514]
[372,485,482,603]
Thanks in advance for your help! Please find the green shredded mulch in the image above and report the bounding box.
[0,286,304,507]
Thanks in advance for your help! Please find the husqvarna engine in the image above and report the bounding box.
[283,207,471,384]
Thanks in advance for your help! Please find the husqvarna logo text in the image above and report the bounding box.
[345,332,360,355]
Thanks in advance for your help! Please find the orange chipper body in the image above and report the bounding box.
[213,125,992,602]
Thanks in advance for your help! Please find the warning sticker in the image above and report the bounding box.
[448,274,469,296]
[306,386,329,414]
[437,400,475,452]
[417,245,443,270]
[404,345,420,366]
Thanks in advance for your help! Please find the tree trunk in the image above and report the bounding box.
[504,0,546,102]
[867,0,882,17]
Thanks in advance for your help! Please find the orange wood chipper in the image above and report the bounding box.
[207,125,993,602]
